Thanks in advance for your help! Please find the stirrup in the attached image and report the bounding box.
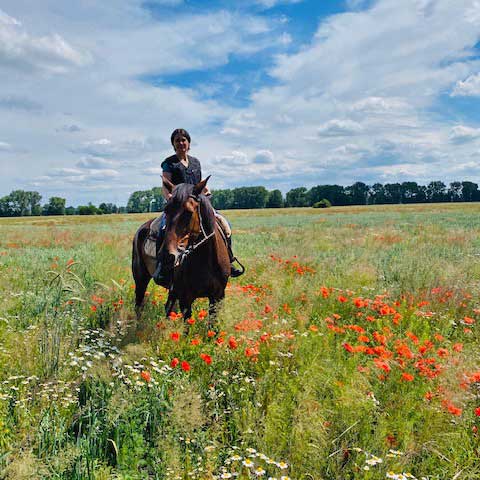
[230,257,245,278]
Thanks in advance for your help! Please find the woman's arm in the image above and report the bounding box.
[162,172,173,201]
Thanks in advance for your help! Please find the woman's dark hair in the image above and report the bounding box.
[171,128,191,145]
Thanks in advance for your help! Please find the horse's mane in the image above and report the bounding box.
[165,183,216,234]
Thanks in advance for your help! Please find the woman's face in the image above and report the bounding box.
[173,135,190,155]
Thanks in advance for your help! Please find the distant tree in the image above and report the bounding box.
[383,183,402,203]
[400,182,426,203]
[0,196,13,216]
[448,181,463,202]
[118,206,127,214]
[65,206,76,215]
[211,189,234,210]
[426,181,447,202]
[151,187,166,212]
[266,189,284,208]
[369,183,387,204]
[461,181,479,202]
[345,182,369,205]
[232,187,269,209]
[127,190,153,213]
[308,185,348,206]
[77,204,98,215]
[43,197,66,216]
[98,203,118,214]
[285,187,308,207]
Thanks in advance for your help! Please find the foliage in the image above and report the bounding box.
[43,196,66,216]
[312,198,331,208]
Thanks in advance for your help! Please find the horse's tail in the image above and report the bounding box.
[132,219,154,308]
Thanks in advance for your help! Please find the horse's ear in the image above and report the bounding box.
[193,175,211,197]
[163,176,175,193]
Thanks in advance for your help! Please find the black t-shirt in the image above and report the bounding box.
[161,155,202,185]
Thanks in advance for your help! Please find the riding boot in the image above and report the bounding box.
[226,236,244,278]
[153,228,171,287]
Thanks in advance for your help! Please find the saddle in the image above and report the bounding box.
[144,214,231,260]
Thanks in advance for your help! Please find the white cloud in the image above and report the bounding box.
[449,125,480,143]
[0,141,12,151]
[0,9,90,74]
[253,149,274,164]
[76,156,117,169]
[451,73,480,97]
[317,119,363,137]
[255,0,303,9]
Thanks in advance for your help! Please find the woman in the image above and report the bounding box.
[153,128,243,285]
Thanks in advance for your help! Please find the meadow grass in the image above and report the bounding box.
[0,204,479,479]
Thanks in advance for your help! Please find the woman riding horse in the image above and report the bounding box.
[153,128,243,286]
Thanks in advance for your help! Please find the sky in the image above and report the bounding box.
[1,0,480,206]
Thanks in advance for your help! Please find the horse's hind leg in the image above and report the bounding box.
[134,274,150,320]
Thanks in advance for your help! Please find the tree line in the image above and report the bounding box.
[1,180,479,217]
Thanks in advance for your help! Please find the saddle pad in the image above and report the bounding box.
[144,237,157,259]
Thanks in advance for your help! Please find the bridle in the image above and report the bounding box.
[173,195,216,268]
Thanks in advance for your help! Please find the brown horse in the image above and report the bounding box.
[132,177,231,321]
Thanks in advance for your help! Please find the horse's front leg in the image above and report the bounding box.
[208,295,224,328]
[165,290,177,318]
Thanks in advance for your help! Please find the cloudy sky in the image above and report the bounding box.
[1,0,480,206]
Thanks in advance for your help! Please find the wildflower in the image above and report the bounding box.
[437,348,449,358]
[221,473,232,479]
[338,295,347,303]
[200,353,212,365]
[276,461,288,469]
[181,360,191,372]
[207,330,216,338]
[242,458,254,468]
[401,373,414,382]
[228,336,238,350]
[365,455,383,466]
[170,358,179,368]
[475,407,480,416]
[463,316,475,325]
[230,455,242,461]
[191,338,201,346]
[140,371,151,383]
[453,343,463,352]
[198,309,208,320]
[343,343,354,353]
[255,467,266,476]
[170,331,181,342]
[187,317,195,325]
[90,305,97,312]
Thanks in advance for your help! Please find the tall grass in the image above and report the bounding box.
[0,204,479,479]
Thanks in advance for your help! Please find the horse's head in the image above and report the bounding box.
[161,176,215,267]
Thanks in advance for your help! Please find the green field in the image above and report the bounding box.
[1,204,480,479]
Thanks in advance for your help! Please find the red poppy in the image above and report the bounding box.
[198,309,208,320]
[141,371,151,383]
[200,353,212,365]
[181,360,191,372]
[187,318,195,325]
[207,330,216,338]
[401,372,414,382]
[475,407,480,417]
[170,358,179,368]
[170,331,181,342]
[228,336,238,349]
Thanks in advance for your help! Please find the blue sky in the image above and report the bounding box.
[1,0,480,205]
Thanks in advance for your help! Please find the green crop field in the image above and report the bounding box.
[1,204,480,479]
